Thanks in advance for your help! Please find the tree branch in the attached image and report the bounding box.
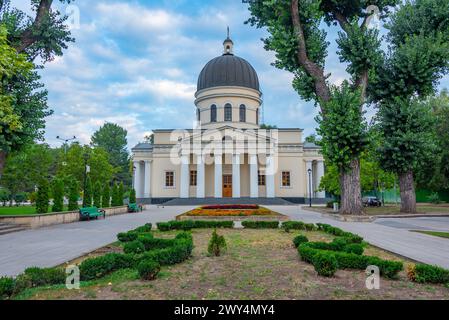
[290,0,331,108]
[14,0,54,53]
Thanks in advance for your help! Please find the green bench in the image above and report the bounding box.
[128,203,143,213]
[79,207,106,221]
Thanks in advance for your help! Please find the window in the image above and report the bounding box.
[196,109,200,122]
[224,103,232,121]
[256,108,259,125]
[190,170,197,186]
[239,104,246,122]
[281,171,291,187]
[210,104,217,122]
[165,171,174,187]
[258,170,265,186]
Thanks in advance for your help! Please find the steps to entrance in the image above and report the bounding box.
[0,223,28,236]
[160,197,297,206]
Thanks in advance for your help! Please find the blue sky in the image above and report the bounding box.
[16,0,449,149]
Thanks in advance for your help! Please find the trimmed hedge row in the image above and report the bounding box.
[241,221,279,229]
[316,223,363,243]
[411,264,449,284]
[157,220,234,231]
[117,223,152,242]
[282,221,317,232]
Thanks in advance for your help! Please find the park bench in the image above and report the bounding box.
[128,203,143,213]
[79,206,106,221]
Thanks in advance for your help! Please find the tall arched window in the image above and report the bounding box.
[239,104,246,122]
[224,103,232,121]
[210,104,217,122]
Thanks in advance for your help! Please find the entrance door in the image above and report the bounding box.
[223,175,232,198]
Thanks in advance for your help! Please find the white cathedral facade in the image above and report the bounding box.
[132,35,325,204]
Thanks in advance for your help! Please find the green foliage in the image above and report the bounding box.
[111,183,119,206]
[293,235,309,248]
[414,264,449,284]
[51,178,64,212]
[241,220,279,229]
[83,176,92,207]
[156,220,234,231]
[117,231,138,242]
[35,179,49,214]
[22,267,65,287]
[0,189,10,206]
[102,183,110,208]
[343,243,364,255]
[93,181,102,208]
[316,83,369,171]
[0,277,14,300]
[129,188,136,204]
[79,253,135,281]
[282,221,316,232]
[208,229,227,257]
[118,182,124,206]
[67,179,79,211]
[312,252,338,277]
[13,192,27,205]
[91,123,131,184]
[137,259,160,281]
[123,240,145,255]
[427,192,441,204]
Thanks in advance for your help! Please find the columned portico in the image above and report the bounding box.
[180,155,189,198]
[232,154,241,198]
[134,161,143,198]
[250,154,258,198]
[266,155,275,198]
[196,154,205,198]
[143,160,152,198]
[214,153,222,198]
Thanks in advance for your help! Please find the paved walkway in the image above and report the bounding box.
[1,205,448,277]
[268,206,449,269]
[0,206,194,277]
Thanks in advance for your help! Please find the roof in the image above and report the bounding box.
[131,143,153,151]
[197,54,260,92]
[303,142,320,149]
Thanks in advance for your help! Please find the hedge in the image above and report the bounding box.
[157,220,234,231]
[293,235,309,248]
[241,220,279,229]
[282,221,316,232]
[413,264,449,284]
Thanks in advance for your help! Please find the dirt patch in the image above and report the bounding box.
[26,229,449,300]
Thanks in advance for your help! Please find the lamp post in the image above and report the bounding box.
[307,168,312,207]
[82,151,90,208]
[56,136,77,155]
[132,165,136,189]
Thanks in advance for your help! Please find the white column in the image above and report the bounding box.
[196,154,205,198]
[316,160,325,198]
[134,161,142,198]
[180,155,189,198]
[232,154,241,198]
[305,160,313,199]
[266,155,275,198]
[143,160,151,198]
[250,154,258,198]
[214,153,222,198]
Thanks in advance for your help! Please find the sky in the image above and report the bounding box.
[15,0,449,149]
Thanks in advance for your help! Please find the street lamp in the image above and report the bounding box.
[132,165,136,189]
[56,136,77,155]
[307,168,312,207]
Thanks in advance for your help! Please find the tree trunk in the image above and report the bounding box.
[399,170,417,213]
[339,158,364,215]
[0,151,6,178]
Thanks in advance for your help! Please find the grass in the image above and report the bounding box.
[411,230,449,239]
[0,206,72,216]
[17,228,449,300]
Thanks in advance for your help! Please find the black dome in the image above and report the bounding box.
[197,54,260,92]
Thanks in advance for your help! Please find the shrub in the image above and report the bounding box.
[118,182,125,206]
[157,220,234,231]
[208,229,227,256]
[313,252,338,277]
[68,179,79,211]
[79,253,135,281]
[414,264,449,284]
[129,188,136,203]
[293,235,309,248]
[102,184,111,208]
[117,231,138,242]
[241,220,279,229]
[282,221,305,232]
[0,277,14,300]
[133,223,152,233]
[427,192,441,204]
[343,243,364,255]
[406,264,416,282]
[36,179,49,214]
[123,240,145,254]
[51,178,64,212]
[93,181,102,208]
[83,176,93,207]
[22,267,65,287]
[137,259,160,280]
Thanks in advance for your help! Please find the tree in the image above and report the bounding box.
[260,124,277,129]
[102,183,110,208]
[370,0,449,213]
[52,178,64,212]
[36,179,49,213]
[91,123,130,184]
[129,188,136,204]
[93,181,101,208]
[246,0,398,214]
[83,176,92,207]
[0,188,10,206]
[118,182,124,206]
[67,179,79,211]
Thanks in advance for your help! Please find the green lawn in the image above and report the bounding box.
[411,230,449,239]
[0,206,71,216]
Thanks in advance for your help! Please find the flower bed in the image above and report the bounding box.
[184,205,279,217]
[201,204,259,210]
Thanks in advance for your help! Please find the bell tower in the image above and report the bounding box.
[223,26,233,55]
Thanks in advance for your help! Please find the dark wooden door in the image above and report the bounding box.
[223,175,232,198]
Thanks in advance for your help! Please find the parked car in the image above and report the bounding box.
[362,196,382,207]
